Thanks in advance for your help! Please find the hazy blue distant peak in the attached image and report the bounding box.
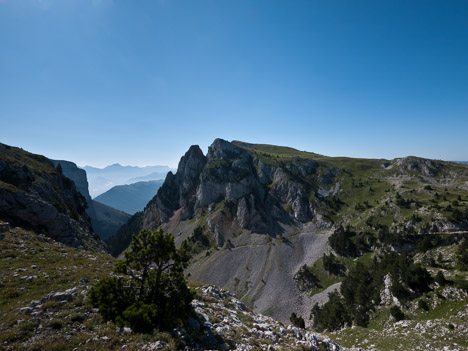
[82,164,173,171]
[94,180,164,215]
[127,171,169,183]
[105,163,156,170]
[106,163,124,169]
[452,161,468,165]
[82,164,173,198]
[82,165,100,172]
[82,164,132,171]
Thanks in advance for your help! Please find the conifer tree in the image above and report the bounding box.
[90,229,193,332]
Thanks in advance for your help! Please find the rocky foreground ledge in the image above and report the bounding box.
[14,282,352,351]
[181,285,352,350]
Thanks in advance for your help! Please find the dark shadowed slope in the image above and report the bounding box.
[0,143,103,251]
[92,200,131,240]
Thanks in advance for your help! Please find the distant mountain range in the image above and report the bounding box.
[127,171,169,183]
[52,160,131,240]
[453,161,468,165]
[82,164,174,197]
[94,180,164,215]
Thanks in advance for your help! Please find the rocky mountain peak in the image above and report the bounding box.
[142,139,328,240]
[207,138,242,160]
[142,145,207,229]
[177,145,206,176]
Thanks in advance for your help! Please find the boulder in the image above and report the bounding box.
[43,287,78,303]
[380,273,401,306]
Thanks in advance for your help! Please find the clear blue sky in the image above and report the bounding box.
[1,0,467,168]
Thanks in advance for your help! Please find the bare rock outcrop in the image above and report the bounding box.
[0,143,103,251]
[143,145,207,229]
[379,273,401,307]
[52,160,96,219]
[142,138,333,240]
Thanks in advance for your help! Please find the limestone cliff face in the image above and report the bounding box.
[143,145,207,229]
[52,159,131,241]
[142,139,336,241]
[52,160,96,219]
[0,143,103,251]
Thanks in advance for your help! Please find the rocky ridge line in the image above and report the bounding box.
[0,144,103,251]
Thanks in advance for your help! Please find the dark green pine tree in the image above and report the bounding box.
[90,228,193,333]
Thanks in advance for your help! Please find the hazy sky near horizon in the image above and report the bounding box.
[1,0,467,168]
